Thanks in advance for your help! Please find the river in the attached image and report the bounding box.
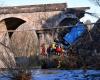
[0,69,100,80]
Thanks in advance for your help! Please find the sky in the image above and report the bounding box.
[0,0,100,22]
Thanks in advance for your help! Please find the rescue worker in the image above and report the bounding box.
[51,42,56,55]
[55,45,62,55]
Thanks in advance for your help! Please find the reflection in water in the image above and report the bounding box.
[0,69,100,80]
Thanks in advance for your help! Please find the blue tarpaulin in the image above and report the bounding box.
[63,22,86,45]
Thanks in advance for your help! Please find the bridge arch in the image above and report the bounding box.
[56,13,78,27]
[59,17,78,26]
[0,17,39,56]
[0,15,29,23]
[1,17,26,37]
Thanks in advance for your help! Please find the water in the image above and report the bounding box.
[32,69,100,80]
[0,69,100,80]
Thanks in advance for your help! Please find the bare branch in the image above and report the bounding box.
[89,0,100,7]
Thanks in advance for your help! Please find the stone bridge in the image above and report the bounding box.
[0,3,89,57]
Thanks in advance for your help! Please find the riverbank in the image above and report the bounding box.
[39,54,100,70]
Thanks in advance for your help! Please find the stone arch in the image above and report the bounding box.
[55,14,68,27]
[3,17,26,29]
[0,15,29,23]
[0,17,39,56]
[0,17,26,38]
[57,14,78,27]
[59,18,78,26]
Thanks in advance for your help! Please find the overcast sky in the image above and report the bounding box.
[0,0,100,22]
